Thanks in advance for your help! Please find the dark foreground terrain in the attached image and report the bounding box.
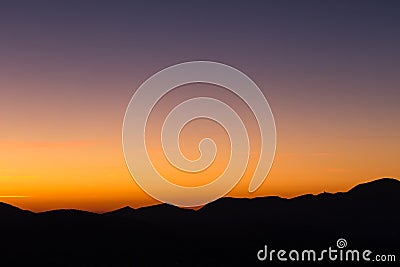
[0,178,399,266]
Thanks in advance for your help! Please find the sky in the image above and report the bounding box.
[0,0,399,212]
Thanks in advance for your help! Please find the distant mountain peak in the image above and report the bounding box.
[349,177,400,192]
[0,202,33,216]
[355,177,399,186]
[104,206,136,216]
[117,206,135,211]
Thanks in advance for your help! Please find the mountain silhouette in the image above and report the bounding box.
[0,202,33,217]
[0,178,398,266]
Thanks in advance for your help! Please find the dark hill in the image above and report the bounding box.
[0,178,398,266]
[0,202,33,216]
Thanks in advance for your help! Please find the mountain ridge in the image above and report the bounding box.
[0,177,398,216]
[0,177,398,266]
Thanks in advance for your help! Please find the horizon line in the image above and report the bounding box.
[0,177,398,214]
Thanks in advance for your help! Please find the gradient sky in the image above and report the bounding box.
[1,0,399,212]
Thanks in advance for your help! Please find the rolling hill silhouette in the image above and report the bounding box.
[0,178,398,266]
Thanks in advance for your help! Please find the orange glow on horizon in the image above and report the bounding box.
[1,79,399,213]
